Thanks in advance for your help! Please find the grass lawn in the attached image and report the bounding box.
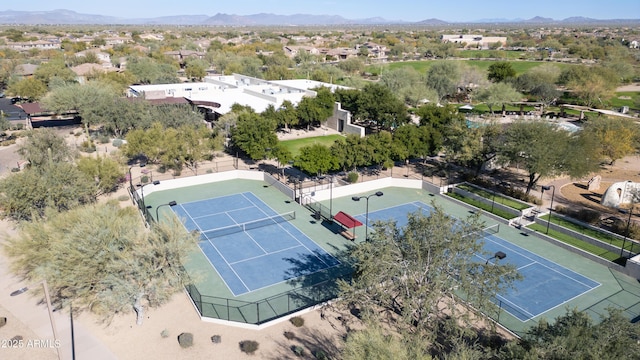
[539,214,638,252]
[457,184,530,210]
[369,60,572,76]
[456,50,524,60]
[447,192,515,220]
[280,134,344,157]
[527,223,625,264]
[609,92,640,110]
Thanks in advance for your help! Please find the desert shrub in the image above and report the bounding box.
[173,169,181,176]
[290,316,305,327]
[283,331,295,340]
[80,140,96,153]
[0,139,15,146]
[347,171,358,183]
[10,167,19,172]
[96,134,110,144]
[112,139,124,147]
[141,175,149,184]
[574,208,601,224]
[554,205,567,214]
[211,335,221,344]
[0,317,6,328]
[313,349,329,360]
[160,329,169,338]
[292,345,306,357]
[206,169,213,174]
[178,332,193,348]
[117,195,129,202]
[239,340,259,354]
[610,218,640,240]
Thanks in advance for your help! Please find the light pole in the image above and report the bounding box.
[621,202,635,257]
[128,163,146,193]
[541,185,555,234]
[491,182,497,213]
[352,191,384,241]
[140,180,160,211]
[486,251,506,265]
[329,175,334,219]
[10,280,61,360]
[156,201,177,222]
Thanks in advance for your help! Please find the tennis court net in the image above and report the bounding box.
[201,211,296,239]
[482,224,500,236]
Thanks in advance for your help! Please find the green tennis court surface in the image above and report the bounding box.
[172,192,340,296]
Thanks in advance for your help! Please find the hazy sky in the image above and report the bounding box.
[4,0,639,22]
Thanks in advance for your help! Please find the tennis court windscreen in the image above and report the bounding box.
[201,211,296,239]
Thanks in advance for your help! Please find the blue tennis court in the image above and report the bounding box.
[172,192,340,296]
[356,201,601,322]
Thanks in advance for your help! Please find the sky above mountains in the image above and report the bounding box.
[4,0,639,22]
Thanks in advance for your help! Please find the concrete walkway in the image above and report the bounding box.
[0,222,117,360]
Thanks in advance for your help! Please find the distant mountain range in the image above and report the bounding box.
[0,9,637,26]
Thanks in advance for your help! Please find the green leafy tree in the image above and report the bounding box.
[500,309,640,359]
[342,325,431,360]
[41,81,120,128]
[356,83,408,130]
[338,205,520,345]
[127,57,179,84]
[0,163,97,221]
[76,156,123,196]
[271,143,293,177]
[6,77,47,101]
[18,129,75,168]
[167,125,212,174]
[392,124,431,160]
[499,121,600,194]
[426,61,460,101]
[297,88,335,130]
[417,104,466,154]
[445,122,503,176]
[582,117,640,165]
[487,61,516,83]
[475,82,522,115]
[4,202,199,325]
[124,122,166,164]
[295,143,338,176]
[185,59,207,81]
[558,65,619,107]
[331,134,370,171]
[230,111,278,161]
[337,57,365,75]
[33,58,77,86]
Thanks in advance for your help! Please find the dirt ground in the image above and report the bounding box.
[558,156,640,218]
[0,128,638,359]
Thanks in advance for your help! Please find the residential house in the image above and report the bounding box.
[283,45,320,58]
[75,50,113,68]
[2,40,61,51]
[14,64,39,77]
[70,63,115,84]
[441,34,507,49]
[357,42,388,59]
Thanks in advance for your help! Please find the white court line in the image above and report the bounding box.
[494,293,536,319]
[241,192,337,269]
[228,244,306,265]
[191,205,255,220]
[485,235,600,289]
[177,203,251,295]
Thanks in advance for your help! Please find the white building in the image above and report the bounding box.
[128,74,349,118]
